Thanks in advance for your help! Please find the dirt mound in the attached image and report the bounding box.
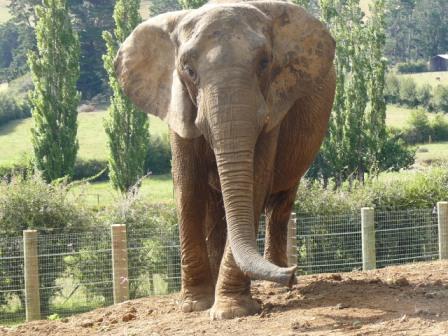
[3,261,448,336]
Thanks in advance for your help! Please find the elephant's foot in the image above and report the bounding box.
[180,288,214,313]
[210,293,261,320]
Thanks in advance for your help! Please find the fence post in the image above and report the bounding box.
[361,207,376,271]
[111,224,129,304]
[23,230,41,321]
[438,202,448,260]
[287,213,297,267]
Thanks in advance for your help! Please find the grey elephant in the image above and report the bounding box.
[115,0,336,320]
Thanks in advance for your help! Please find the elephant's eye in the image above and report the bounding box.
[259,57,270,72]
[183,64,197,82]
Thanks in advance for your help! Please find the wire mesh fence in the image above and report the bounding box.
[0,206,445,325]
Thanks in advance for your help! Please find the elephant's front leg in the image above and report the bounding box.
[171,132,214,312]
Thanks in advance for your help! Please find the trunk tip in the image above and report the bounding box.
[286,265,298,288]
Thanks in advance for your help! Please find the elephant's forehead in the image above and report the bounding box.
[175,4,269,44]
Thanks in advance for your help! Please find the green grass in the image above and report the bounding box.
[0,83,7,92]
[71,174,174,207]
[386,105,448,129]
[0,0,10,23]
[415,142,448,164]
[0,111,169,165]
[397,71,448,87]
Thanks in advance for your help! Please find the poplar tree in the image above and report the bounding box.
[179,0,206,10]
[28,0,80,182]
[103,0,150,194]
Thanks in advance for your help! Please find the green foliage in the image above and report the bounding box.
[376,129,415,172]
[315,0,388,184]
[416,84,432,109]
[399,77,417,107]
[297,167,448,215]
[385,0,448,63]
[0,20,34,81]
[396,61,428,74]
[0,92,30,126]
[430,113,448,142]
[28,0,80,182]
[404,109,431,144]
[149,0,181,16]
[432,85,448,113]
[145,135,172,175]
[103,0,150,194]
[179,0,206,9]
[384,73,400,104]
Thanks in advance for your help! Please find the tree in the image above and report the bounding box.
[179,0,206,9]
[28,0,80,182]
[103,0,150,194]
[70,0,115,99]
[149,0,181,16]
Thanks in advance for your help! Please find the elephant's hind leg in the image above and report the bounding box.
[171,132,214,312]
[264,183,299,269]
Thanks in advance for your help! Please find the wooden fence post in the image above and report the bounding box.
[361,207,376,271]
[437,202,448,260]
[23,230,41,321]
[111,224,129,304]
[287,213,298,267]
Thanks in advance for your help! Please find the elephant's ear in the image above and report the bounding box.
[251,1,335,131]
[115,11,201,139]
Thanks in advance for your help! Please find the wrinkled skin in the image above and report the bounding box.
[115,0,336,320]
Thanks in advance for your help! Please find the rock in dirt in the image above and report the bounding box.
[336,303,349,309]
[79,319,94,328]
[331,274,343,281]
[122,312,137,322]
[394,277,410,287]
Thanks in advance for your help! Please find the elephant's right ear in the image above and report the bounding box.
[115,11,201,139]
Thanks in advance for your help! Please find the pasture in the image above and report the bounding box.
[398,71,448,87]
[0,111,168,165]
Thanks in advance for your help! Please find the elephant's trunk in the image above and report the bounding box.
[206,80,296,287]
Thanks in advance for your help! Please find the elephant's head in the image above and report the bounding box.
[115,1,335,286]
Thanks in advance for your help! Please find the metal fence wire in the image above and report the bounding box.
[0,207,443,325]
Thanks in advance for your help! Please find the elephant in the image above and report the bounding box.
[115,0,336,320]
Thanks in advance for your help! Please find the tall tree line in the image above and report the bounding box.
[385,0,448,63]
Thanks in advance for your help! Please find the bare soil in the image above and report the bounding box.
[3,261,448,336]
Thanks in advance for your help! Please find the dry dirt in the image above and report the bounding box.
[2,261,448,336]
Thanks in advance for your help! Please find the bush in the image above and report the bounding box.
[0,92,30,126]
[416,84,432,109]
[377,129,415,171]
[432,85,448,113]
[396,60,428,74]
[384,73,400,104]
[404,109,432,144]
[73,159,108,181]
[296,166,448,216]
[0,174,95,312]
[145,135,172,175]
[430,113,448,142]
[399,77,418,107]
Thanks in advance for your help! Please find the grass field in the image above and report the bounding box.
[397,71,448,88]
[415,142,448,164]
[0,0,10,23]
[0,111,168,165]
[71,174,175,207]
[386,105,448,129]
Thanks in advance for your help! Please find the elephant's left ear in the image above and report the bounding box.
[250,1,336,131]
[114,11,201,139]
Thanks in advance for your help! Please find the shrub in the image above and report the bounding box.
[0,174,95,312]
[432,85,448,113]
[0,92,30,126]
[377,130,415,171]
[384,73,400,104]
[145,135,172,175]
[399,77,418,107]
[73,159,108,181]
[296,166,448,216]
[396,60,428,74]
[416,84,432,109]
[430,113,448,142]
[404,109,431,144]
